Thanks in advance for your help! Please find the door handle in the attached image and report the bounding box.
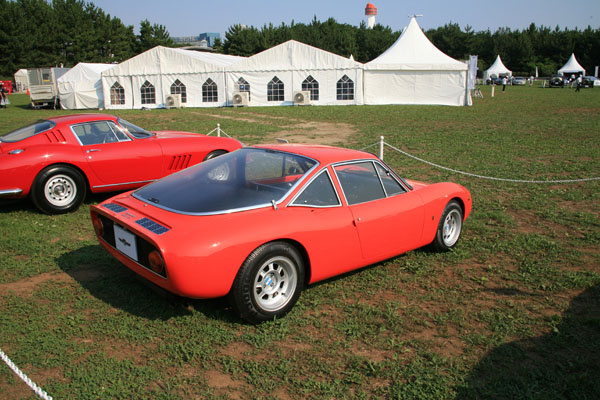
[86,149,100,153]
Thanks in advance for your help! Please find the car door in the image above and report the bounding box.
[333,161,425,261]
[71,120,163,188]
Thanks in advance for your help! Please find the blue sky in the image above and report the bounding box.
[89,0,599,37]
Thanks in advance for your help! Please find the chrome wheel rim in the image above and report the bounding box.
[442,209,462,247]
[253,256,297,312]
[44,174,77,207]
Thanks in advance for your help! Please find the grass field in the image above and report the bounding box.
[1,85,599,399]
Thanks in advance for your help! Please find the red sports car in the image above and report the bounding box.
[0,114,242,213]
[91,144,472,323]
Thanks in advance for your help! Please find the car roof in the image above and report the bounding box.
[45,114,118,124]
[252,143,379,165]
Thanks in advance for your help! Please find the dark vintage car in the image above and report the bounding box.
[582,76,598,88]
[549,75,565,87]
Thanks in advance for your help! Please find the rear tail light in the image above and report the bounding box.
[92,214,104,237]
[148,250,165,275]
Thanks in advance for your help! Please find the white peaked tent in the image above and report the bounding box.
[558,53,585,76]
[14,69,29,92]
[57,63,114,109]
[225,40,364,106]
[483,55,512,81]
[364,17,470,106]
[101,46,245,109]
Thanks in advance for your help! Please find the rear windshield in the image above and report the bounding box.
[1,120,56,142]
[134,148,317,214]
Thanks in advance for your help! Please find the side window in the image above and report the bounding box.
[375,163,406,196]
[292,170,340,207]
[334,162,385,205]
[72,121,130,145]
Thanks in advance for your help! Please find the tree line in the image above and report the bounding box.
[1,0,598,78]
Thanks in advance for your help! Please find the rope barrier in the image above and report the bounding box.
[0,348,53,400]
[361,139,600,184]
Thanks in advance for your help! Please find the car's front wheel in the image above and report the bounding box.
[31,165,86,214]
[431,200,463,251]
[230,242,305,324]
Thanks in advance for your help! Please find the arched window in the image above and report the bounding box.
[267,76,284,101]
[170,79,187,103]
[336,75,354,100]
[302,75,319,101]
[202,78,218,102]
[140,80,155,104]
[110,82,125,105]
[237,77,250,101]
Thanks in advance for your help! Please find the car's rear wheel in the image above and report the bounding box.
[431,200,463,251]
[203,150,227,161]
[31,165,86,214]
[230,242,305,324]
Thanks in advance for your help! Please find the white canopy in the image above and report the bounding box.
[483,55,512,81]
[57,63,114,109]
[14,69,29,92]
[101,46,245,109]
[225,40,364,106]
[558,53,585,76]
[364,17,470,106]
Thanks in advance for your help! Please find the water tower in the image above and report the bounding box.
[365,2,377,29]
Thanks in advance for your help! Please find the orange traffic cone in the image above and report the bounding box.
[27,88,29,96]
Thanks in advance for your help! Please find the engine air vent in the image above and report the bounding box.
[135,218,169,235]
[102,203,128,213]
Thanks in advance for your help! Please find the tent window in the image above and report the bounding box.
[202,78,218,103]
[110,82,125,105]
[267,76,284,102]
[171,79,187,103]
[141,80,155,104]
[237,77,250,101]
[302,76,319,101]
[336,75,354,101]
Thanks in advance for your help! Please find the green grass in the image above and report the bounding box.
[1,86,599,399]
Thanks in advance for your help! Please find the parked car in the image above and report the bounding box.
[582,76,599,88]
[0,114,242,213]
[511,76,527,85]
[90,144,472,323]
[549,75,565,87]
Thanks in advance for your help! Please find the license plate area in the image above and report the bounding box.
[114,224,138,261]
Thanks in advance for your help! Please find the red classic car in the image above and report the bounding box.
[91,144,472,323]
[0,114,242,213]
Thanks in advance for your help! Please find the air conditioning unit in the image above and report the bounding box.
[293,91,311,105]
[232,91,249,107]
[165,94,182,109]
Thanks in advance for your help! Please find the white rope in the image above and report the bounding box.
[0,348,53,400]
[361,140,600,184]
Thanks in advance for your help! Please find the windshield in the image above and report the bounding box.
[1,120,56,142]
[117,118,154,139]
[134,148,318,214]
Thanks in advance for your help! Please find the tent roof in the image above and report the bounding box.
[14,69,28,77]
[227,40,363,72]
[102,46,245,77]
[365,17,467,71]
[485,55,511,75]
[558,53,585,74]
[58,63,114,83]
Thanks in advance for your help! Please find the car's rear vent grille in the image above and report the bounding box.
[102,203,128,213]
[135,218,169,235]
[44,129,67,143]
[168,154,192,170]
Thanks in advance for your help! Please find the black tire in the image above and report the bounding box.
[31,165,86,214]
[431,200,463,252]
[230,242,305,324]
[203,150,227,161]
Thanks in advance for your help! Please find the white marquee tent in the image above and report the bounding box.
[57,63,114,109]
[364,17,470,106]
[225,40,364,106]
[483,55,512,81]
[14,69,29,92]
[101,46,245,109]
[558,53,585,76]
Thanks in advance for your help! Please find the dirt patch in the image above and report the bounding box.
[205,370,250,400]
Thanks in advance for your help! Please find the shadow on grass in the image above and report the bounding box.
[56,244,237,323]
[455,283,600,399]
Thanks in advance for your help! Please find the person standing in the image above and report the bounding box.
[575,75,582,92]
[502,76,507,92]
[0,82,7,108]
